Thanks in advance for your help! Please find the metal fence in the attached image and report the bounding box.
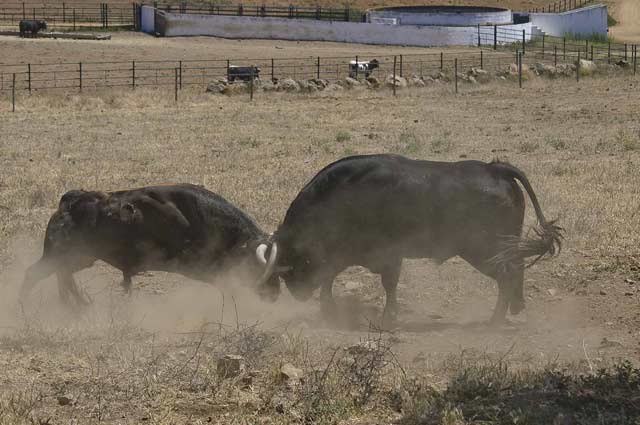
[0,1,364,30]
[478,26,634,64]
[528,0,596,13]
[0,2,134,29]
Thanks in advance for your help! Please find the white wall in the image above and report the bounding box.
[141,5,155,34]
[530,4,607,37]
[367,8,512,26]
[156,11,536,47]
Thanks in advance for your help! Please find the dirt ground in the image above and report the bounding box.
[0,34,640,424]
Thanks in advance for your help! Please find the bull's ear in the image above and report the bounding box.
[120,203,143,224]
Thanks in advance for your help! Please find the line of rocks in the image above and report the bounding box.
[205,59,628,95]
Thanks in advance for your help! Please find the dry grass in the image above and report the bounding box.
[1,59,640,424]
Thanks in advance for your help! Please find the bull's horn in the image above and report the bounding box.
[256,243,268,265]
[256,242,278,288]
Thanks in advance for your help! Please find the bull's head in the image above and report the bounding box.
[254,231,323,302]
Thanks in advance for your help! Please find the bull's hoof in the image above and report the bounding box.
[509,300,525,315]
[381,308,398,330]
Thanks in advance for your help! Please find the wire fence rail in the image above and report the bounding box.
[528,0,597,13]
[0,1,364,29]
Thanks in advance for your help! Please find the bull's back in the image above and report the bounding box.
[282,155,524,257]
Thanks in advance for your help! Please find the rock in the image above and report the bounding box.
[533,62,557,77]
[261,80,277,92]
[298,80,318,92]
[547,288,558,296]
[385,75,407,88]
[278,78,299,92]
[411,77,426,87]
[344,77,361,88]
[280,363,303,382]
[206,82,226,94]
[344,281,362,291]
[599,289,607,296]
[57,394,75,406]
[615,59,629,68]
[310,78,329,89]
[324,83,344,92]
[221,82,247,95]
[366,76,380,88]
[467,75,478,84]
[423,76,435,84]
[578,59,597,75]
[217,354,245,379]
[624,278,636,285]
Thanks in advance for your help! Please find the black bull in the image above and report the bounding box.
[258,155,563,324]
[21,184,279,306]
[19,20,47,37]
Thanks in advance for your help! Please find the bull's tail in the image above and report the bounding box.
[490,161,564,268]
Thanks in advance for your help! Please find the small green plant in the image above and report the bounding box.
[546,137,567,150]
[335,130,352,143]
[517,141,539,153]
[615,129,639,151]
[430,132,452,154]
[399,132,422,155]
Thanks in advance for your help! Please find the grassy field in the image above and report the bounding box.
[0,33,640,424]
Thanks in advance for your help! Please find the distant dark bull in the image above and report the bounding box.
[21,184,280,307]
[19,20,47,38]
[257,154,562,325]
[227,65,260,82]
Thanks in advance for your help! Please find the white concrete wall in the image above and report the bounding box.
[367,8,512,26]
[141,5,155,34]
[156,11,536,47]
[530,4,607,37]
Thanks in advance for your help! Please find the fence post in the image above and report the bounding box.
[12,73,16,113]
[249,68,254,101]
[316,57,320,79]
[480,50,483,69]
[576,51,580,82]
[73,8,76,31]
[27,64,31,93]
[585,40,588,57]
[522,29,526,55]
[179,61,182,89]
[554,45,557,67]
[63,2,66,22]
[174,68,178,102]
[440,52,443,71]
[542,34,545,59]
[392,55,397,96]
[608,40,611,64]
[590,44,594,62]
[271,58,274,82]
[399,54,403,77]
[79,62,82,92]
[477,24,480,47]
[22,2,25,19]
[563,37,566,60]
[105,3,109,28]
[634,45,637,75]
[132,60,136,89]
[454,58,458,94]
[355,55,358,79]
[493,25,497,50]
[625,43,628,61]
[518,52,522,89]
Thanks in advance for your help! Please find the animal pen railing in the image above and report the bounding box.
[529,0,596,13]
[480,26,633,64]
[0,43,637,95]
[0,1,363,29]
[0,2,134,29]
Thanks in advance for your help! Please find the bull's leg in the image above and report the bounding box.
[460,253,512,325]
[320,279,337,317]
[380,259,402,326]
[20,257,57,302]
[57,269,91,307]
[121,272,133,295]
